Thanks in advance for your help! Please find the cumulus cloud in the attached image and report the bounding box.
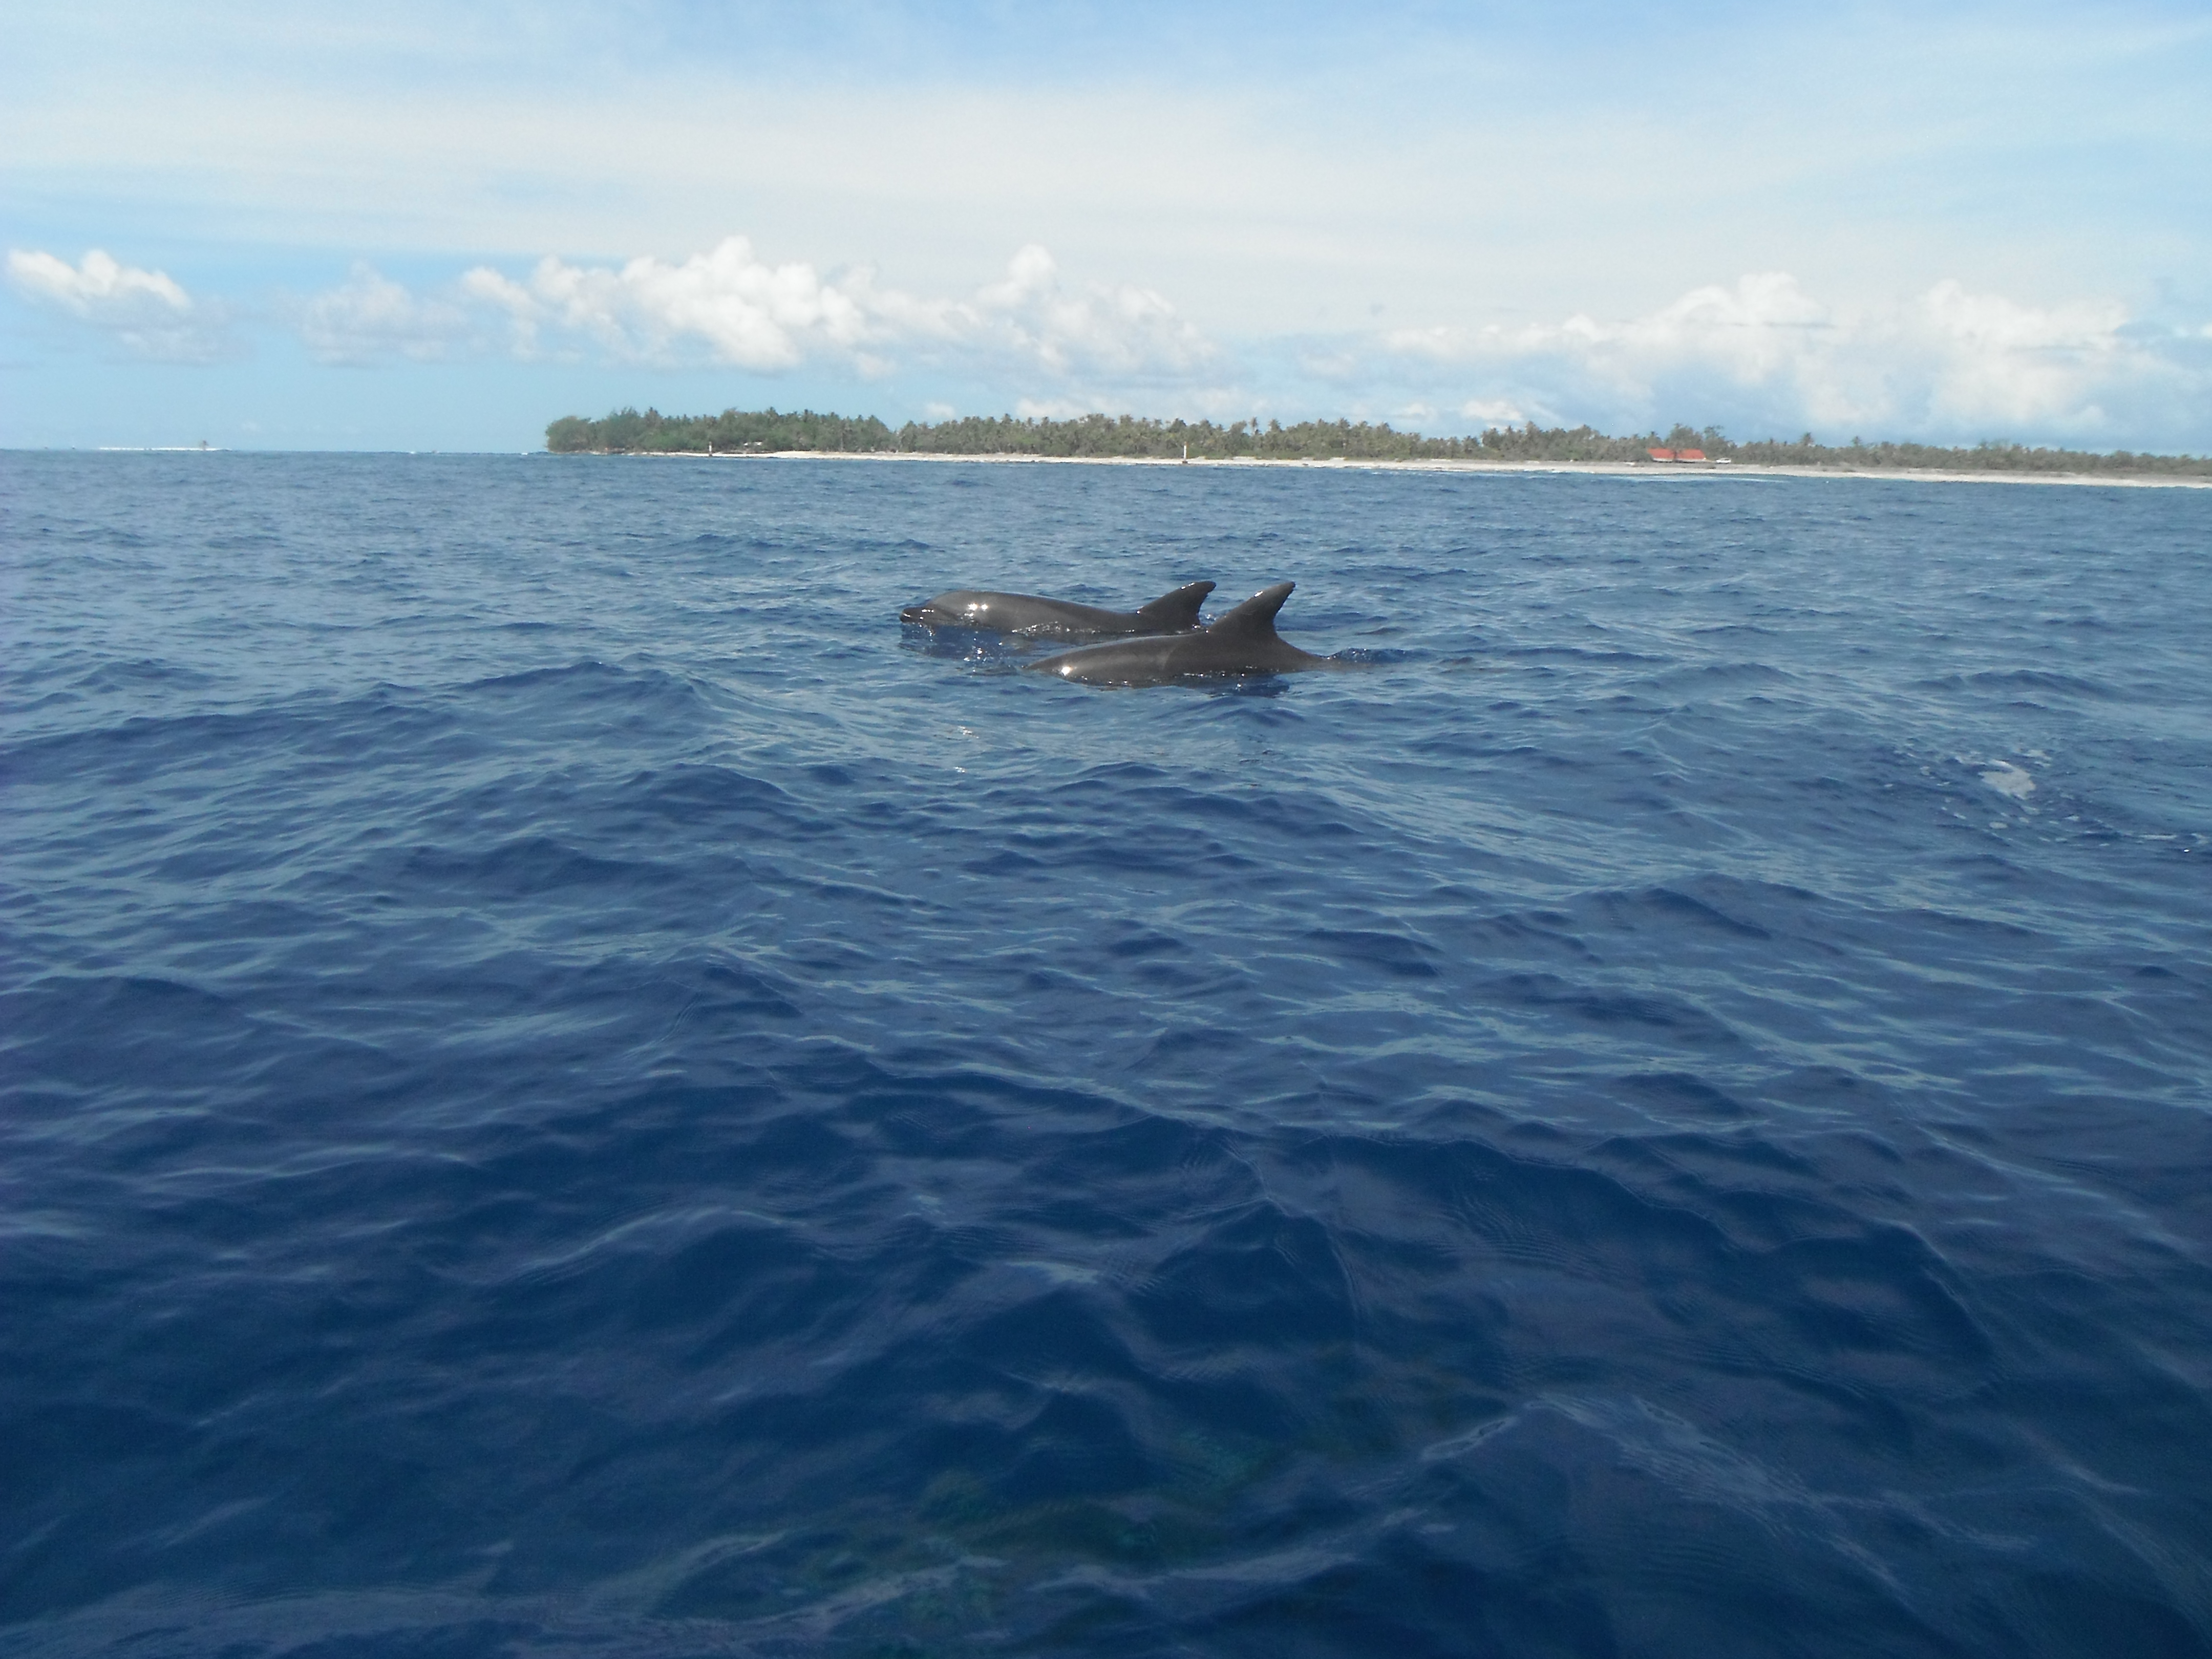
[20,235,2205,450]
[454,236,1217,394]
[290,263,477,365]
[462,238,870,370]
[1381,273,2212,447]
[268,238,1218,398]
[958,243,1214,382]
[6,247,229,361]
[8,247,189,314]
[276,249,2207,445]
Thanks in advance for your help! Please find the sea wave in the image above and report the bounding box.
[3,454,2209,1655]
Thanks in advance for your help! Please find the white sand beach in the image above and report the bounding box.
[634,450,2212,489]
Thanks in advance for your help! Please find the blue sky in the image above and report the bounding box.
[6,1,2209,451]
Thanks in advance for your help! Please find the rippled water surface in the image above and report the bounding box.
[4,453,2210,1657]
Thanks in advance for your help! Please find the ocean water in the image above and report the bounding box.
[3,452,2209,1658]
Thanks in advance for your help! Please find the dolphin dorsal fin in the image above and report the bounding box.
[1206,581,1295,642]
[1135,580,1216,629]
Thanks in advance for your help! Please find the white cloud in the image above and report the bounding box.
[1011,395,1099,419]
[291,263,474,365]
[5,248,228,361]
[956,244,1214,382]
[466,238,870,370]
[8,247,190,314]
[20,234,2206,451]
[454,237,1218,397]
[1381,273,2211,445]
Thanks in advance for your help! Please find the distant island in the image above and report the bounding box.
[544,407,2212,479]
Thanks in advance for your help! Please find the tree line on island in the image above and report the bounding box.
[544,407,2212,477]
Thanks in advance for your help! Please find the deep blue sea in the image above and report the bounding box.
[4,452,2210,1657]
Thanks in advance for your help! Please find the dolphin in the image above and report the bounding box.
[1026,581,1339,686]
[901,580,1215,639]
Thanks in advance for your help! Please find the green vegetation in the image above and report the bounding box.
[545,407,2212,477]
[543,407,893,455]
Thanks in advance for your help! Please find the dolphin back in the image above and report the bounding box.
[1026,580,1335,686]
[1205,581,1297,643]
[903,583,1214,637]
[1132,580,1216,633]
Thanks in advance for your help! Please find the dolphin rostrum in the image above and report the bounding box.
[901,580,1215,639]
[1026,581,1339,686]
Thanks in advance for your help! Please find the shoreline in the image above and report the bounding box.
[602,450,2212,490]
